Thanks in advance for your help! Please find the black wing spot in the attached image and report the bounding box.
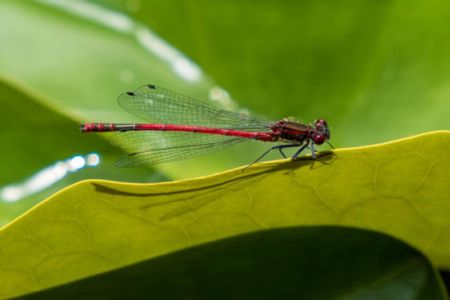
[126,92,136,96]
[147,84,156,89]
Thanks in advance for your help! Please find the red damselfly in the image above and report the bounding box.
[81,84,331,167]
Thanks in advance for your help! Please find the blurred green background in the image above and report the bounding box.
[0,0,449,224]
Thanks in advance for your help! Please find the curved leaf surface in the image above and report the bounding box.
[19,227,448,300]
[0,131,449,298]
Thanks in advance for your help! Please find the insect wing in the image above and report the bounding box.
[112,131,245,167]
[118,84,271,130]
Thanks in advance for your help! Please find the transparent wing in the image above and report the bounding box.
[112,131,246,167]
[118,84,272,130]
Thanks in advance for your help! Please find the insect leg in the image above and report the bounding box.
[292,141,310,160]
[246,144,300,168]
[310,142,316,159]
[278,144,303,158]
[276,144,298,158]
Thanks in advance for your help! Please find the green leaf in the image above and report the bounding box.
[0,1,215,119]
[0,131,449,298]
[121,0,450,146]
[0,78,164,225]
[17,227,448,300]
[0,0,275,177]
[2,1,450,179]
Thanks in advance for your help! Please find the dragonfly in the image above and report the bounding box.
[81,84,331,167]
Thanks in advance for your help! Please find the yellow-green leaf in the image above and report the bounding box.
[1,130,450,298]
[16,228,449,299]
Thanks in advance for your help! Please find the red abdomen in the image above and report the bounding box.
[81,123,274,141]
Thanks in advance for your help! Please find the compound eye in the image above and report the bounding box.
[313,134,326,145]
